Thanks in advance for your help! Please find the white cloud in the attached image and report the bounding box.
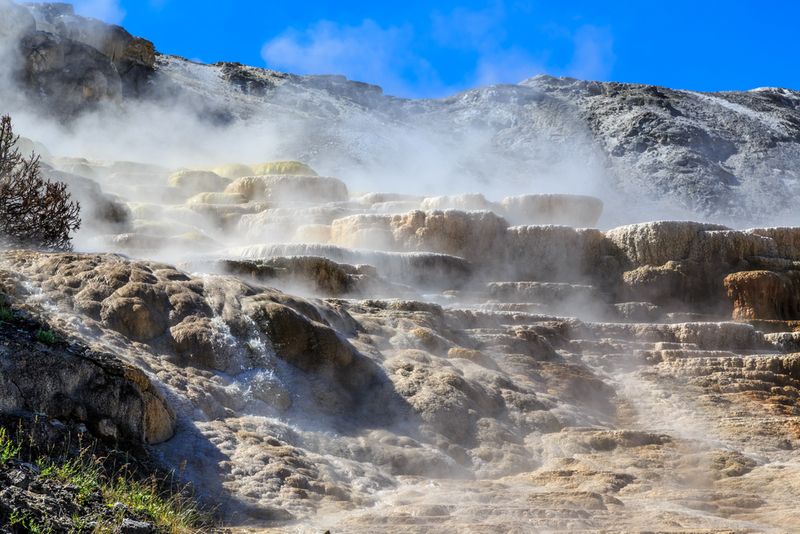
[261,19,441,97]
[475,47,545,86]
[566,25,615,80]
[260,8,615,96]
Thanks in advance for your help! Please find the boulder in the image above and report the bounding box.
[100,283,170,341]
[0,316,175,444]
[170,316,236,371]
[243,298,355,371]
[724,270,800,320]
[621,262,688,305]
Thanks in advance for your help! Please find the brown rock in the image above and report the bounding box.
[243,298,354,371]
[724,270,800,320]
[100,282,171,341]
[622,262,688,305]
[0,320,175,444]
[170,316,235,371]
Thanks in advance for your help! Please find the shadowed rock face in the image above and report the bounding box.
[1,1,156,116]
[0,310,174,444]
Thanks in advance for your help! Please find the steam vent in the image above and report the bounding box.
[1,1,800,532]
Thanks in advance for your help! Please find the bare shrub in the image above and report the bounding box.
[0,115,80,250]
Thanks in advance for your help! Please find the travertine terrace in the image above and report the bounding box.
[2,2,800,532]
[2,153,800,531]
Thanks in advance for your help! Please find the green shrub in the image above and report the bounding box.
[34,328,57,345]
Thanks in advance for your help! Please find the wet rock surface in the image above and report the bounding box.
[2,223,800,530]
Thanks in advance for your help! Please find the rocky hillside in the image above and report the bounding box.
[2,1,800,532]
[1,1,799,223]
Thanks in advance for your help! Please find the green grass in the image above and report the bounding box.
[37,452,207,532]
[34,328,57,345]
[8,510,53,533]
[37,455,101,505]
[0,427,22,466]
[0,304,13,322]
[3,427,209,533]
[104,476,206,532]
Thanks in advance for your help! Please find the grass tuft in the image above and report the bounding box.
[8,510,52,533]
[105,476,207,532]
[3,426,209,532]
[34,328,57,345]
[0,427,22,466]
[0,304,13,322]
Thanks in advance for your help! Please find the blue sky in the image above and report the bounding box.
[66,0,799,98]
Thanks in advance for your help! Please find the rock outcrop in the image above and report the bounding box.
[724,270,800,320]
[0,308,174,444]
[1,1,156,116]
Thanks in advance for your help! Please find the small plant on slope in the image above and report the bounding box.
[0,427,21,466]
[0,114,80,250]
[0,303,12,322]
[35,328,57,345]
